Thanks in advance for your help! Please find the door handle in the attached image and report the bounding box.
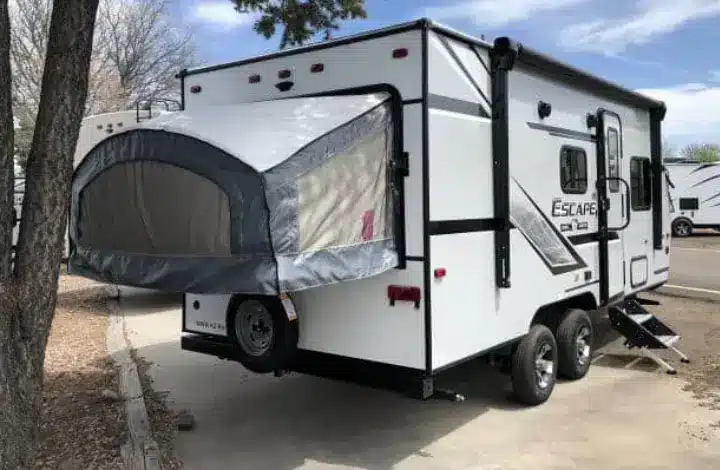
[599,176,631,231]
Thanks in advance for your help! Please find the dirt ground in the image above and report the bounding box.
[34,275,126,469]
[650,293,720,418]
[593,289,720,429]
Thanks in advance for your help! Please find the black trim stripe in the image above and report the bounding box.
[402,98,423,106]
[405,256,425,262]
[436,34,492,115]
[429,218,504,235]
[654,267,669,275]
[565,280,599,293]
[527,122,595,142]
[568,231,619,245]
[428,94,490,118]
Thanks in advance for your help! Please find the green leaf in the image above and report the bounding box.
[230,0,367,49]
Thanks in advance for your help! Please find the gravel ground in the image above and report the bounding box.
[35,274,126,469]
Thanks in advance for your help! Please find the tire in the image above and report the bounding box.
[555,308,593,380]
[671,218,692,237]
[511,324,558,406]
[226,295,299,374]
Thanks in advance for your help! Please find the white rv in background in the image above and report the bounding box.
[67,19,688,406]
[665,159,720,237]
[13,105,172,259]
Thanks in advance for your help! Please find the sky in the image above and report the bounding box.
[175,0,720,151]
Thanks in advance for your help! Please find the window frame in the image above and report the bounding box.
[559,145,588,195]
[629,156,652,211]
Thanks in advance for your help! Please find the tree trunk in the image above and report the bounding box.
[0,0,100,467]
[0,0,13,280]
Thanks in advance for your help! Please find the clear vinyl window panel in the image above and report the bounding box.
[77,161,232,256]
[295,127,392,253]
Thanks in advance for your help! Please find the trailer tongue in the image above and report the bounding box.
[68,92,403,294]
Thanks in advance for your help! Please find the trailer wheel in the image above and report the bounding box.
[555,308,593,380]
[671,218,692,237]
[511,324,558,406]
[226,295,298,374]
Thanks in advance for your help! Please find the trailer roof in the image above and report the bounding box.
[180,18,665,114]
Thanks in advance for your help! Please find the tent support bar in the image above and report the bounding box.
[490,38,519,289]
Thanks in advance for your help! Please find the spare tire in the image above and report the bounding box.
[226,295,299,374]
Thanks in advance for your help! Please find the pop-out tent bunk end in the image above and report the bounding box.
[67,92,402,294]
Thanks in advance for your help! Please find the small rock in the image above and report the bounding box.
[177,410,196,431]
[100,389,120,402]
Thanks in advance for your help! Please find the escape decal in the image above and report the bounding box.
[551,198,597,217]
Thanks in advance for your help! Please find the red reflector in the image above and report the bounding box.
[310,63,324,73]
[189,85,202,93]
[278,69,292,79]
[434,268,447,279]
[392,48,409,59]
[387,285,421,309]
[249,74,261,84]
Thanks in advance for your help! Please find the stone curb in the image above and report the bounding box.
[105,286,162,470]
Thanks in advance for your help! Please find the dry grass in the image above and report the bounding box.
[34,275,126,469]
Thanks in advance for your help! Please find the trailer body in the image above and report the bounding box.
[67,19,678,402]
[665,160,720,236]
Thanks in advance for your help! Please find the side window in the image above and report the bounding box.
[630,157,651,211]
[607,127,620,193]
[559,146,587,194]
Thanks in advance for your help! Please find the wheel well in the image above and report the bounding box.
[530,293,597,332]
[672,216,692,225]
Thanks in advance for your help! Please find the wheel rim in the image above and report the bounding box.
[535,343,554,389]
[576,326,592,366]
[234,300,274,356]
[675,222,690,236]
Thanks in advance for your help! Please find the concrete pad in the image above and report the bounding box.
[120,290,720,470]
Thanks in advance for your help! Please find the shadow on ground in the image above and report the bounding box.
[135,337,533,470]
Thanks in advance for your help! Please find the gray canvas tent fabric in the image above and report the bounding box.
[68,92,399,294]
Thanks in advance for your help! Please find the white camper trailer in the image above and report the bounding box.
[664,159,720,237]
[68,19,688,405]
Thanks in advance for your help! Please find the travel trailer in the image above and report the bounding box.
[664,159,720,237]
[67,19,688,406]
[13,105,173,259]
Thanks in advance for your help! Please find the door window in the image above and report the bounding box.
[607,127,620,193]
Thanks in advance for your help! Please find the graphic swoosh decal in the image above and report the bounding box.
[692,174,720,188]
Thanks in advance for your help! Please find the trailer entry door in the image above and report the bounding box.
[596,110,627,303]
